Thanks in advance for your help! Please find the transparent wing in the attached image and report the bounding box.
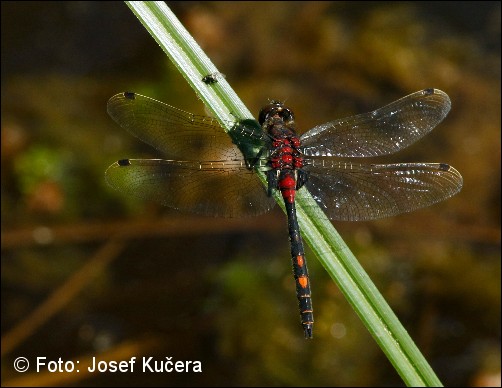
[107,92,267,161]
[302,158,463,221]
[105,159,276,217]
[300,88,451,157]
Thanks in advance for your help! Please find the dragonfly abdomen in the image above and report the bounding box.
[284,200,314,339]
[268,134,314,338]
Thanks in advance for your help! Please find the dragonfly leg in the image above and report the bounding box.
[296,169,309,190]
[266,169,279,197]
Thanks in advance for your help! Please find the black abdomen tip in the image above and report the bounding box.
[304,324,313,339]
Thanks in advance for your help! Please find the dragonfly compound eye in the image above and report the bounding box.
[258,101,294,125]
[280,107,294,123]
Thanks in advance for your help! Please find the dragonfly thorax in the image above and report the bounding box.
[268,129,305,204]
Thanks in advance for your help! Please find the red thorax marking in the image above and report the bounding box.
[271,135,302,204]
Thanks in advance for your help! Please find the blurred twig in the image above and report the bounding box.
[1,239,126,356]
[1,214,284,249]
[1,214,497,250]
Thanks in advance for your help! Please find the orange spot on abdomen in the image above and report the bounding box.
[298,275,309,289]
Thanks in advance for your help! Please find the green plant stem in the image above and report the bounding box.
[124,2,443,386]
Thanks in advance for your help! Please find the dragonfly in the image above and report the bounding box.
[105,88,463,339]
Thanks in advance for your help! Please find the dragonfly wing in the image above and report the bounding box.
[105,159,276,217]
[107,92,265,161]
[302,158,463,221]
[300,88,451,157]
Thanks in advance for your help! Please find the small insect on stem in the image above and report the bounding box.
[202,72,226,85]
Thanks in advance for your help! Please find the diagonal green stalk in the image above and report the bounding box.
[124,2,443,386]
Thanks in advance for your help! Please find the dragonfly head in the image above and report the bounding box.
[259,100,295,127]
